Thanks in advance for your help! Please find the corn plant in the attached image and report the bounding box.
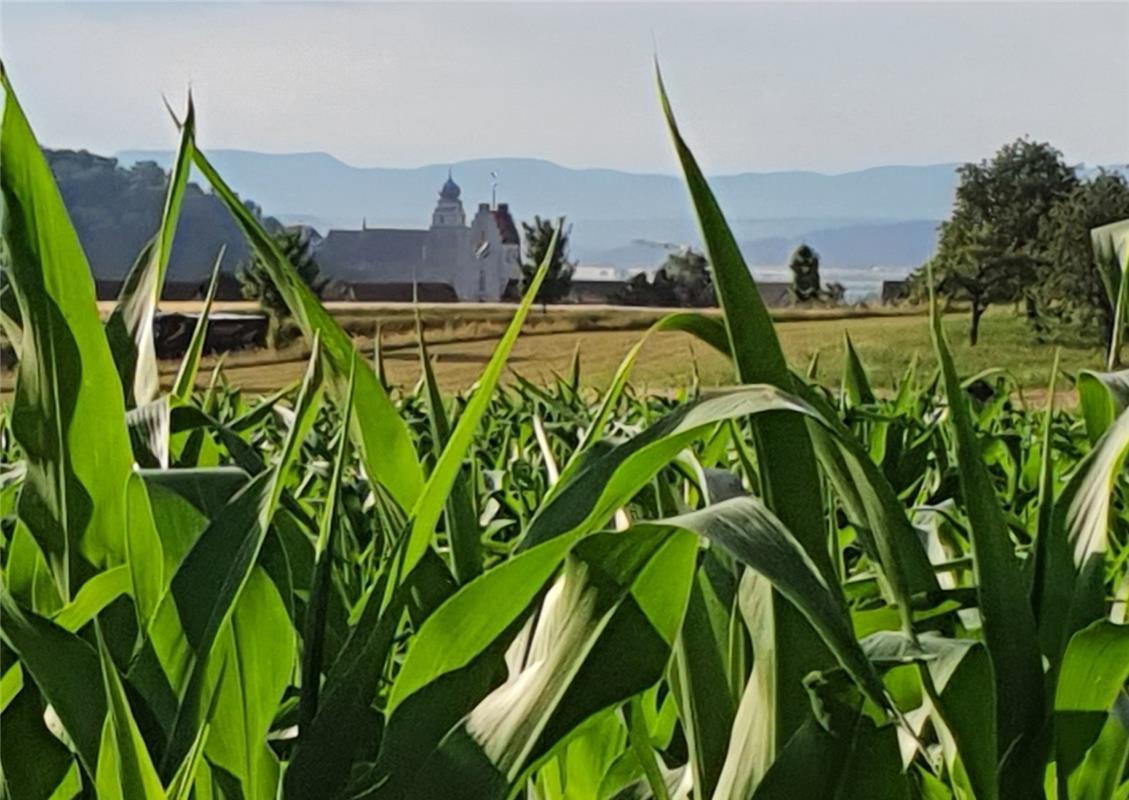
[2,59,1129,800]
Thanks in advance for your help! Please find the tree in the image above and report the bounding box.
[927,138,1078,343]
[657,247,714,307]
[822,281,846,305]
[929,222,1028,345]
[238,226,323,347]
[789,244,821,303]
[1034,170,1129,344]
[520,215,574,306]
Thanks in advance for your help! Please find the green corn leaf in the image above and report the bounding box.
[189,146,424,511]
[658,62,835,753]
[1064,693,1129,800]
[417,316,481,584]
[929,288,1045,795]
[388,533,581,717]
[675,497,890,714]
[1054,620,1129,781]
[165,722,209,800]
[397,228,557,585]
[299,364,356,733]
[203,567,294,799]
[0,588,106,776]
[394,526,698,799]
[841,331,876,407]
[171,246,225,404]
[4,524,64,615]
[669,563,738,799]
[1077,368,1129,444]
[283,572,407,800]
[1,62,136,597]
[0,676,81,800]
[0,664,23,715]
[1037,407,1129,670]
[127,396,171,469]
[94,625,166,800]
[522,386,814,551]
[862,631,997,800]
[790,379,938,615]
[743,667,909,800]
[50,564,130,632]
[105,96,195,408]
[555,311,729,490]
[149,344,324,778]
[1090,218,1129,370]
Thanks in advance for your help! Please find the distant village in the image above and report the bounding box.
[55,150,909,309]
[87,168,906,308]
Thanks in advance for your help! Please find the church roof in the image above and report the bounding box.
[316,228,427,278]
[439,170,461,201]
[492,203,520,245]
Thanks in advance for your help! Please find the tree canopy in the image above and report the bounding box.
[238,227,324,347]
[1034,170,1129,343]
[520,215,574,305]
[788,244,821,303]
[917,138,1079,344]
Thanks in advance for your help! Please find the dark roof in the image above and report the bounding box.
[492,204,520,245]
[316,229,427,279]
[881,280,908,304]
[94,275,241,303]
[570,280,626,302]
[440,171,461,201]
[350,282,458,303]
[754,281,793,308]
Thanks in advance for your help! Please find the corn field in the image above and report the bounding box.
[2,62,1129,800]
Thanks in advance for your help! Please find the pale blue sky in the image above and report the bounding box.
[3,1,1127,174]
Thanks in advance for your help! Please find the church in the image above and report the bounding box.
[313,173,522,302]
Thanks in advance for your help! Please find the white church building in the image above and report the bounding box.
[314,173,522,301]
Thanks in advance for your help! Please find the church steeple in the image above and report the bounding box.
[432,168,466,229]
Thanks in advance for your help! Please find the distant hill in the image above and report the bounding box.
[116,150,963,226]
[116,149,960,275]
[67,149,1124,293]
[47,149,280,282]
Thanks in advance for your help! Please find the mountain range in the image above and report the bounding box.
[115,150,960,293]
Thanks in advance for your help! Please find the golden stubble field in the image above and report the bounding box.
[20,302,1093,403]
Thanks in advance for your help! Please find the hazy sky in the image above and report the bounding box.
[3,1,1128,174]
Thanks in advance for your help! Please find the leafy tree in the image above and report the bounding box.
[657,247,714,307]
[822,281,846,305]
[238,227,323,347]
[521,215,574,306]
[789,244,821,303]
[1034,170,1129,343]
[930,222,1030,345]
[924,138,1078,344]
[613,248,715,307]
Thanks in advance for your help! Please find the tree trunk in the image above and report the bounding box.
[969,301,984,347]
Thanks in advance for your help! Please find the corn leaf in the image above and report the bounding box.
[0,588,106,776]
[658,63,835,752]
[105,96,194,408]
[1077,368,1129,444]
[94,626,166,800]
[1,63,135,596]
[171,246,225,404]
[396,527,698,799]
[930,294,1044,796]
[189,147,424,511]
[1054,620,1129,780]
[398,229,556,584]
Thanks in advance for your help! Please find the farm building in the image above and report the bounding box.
[881,280,909,304]
[314,173,521,302]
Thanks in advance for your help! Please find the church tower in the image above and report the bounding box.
[431,169,466,229]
